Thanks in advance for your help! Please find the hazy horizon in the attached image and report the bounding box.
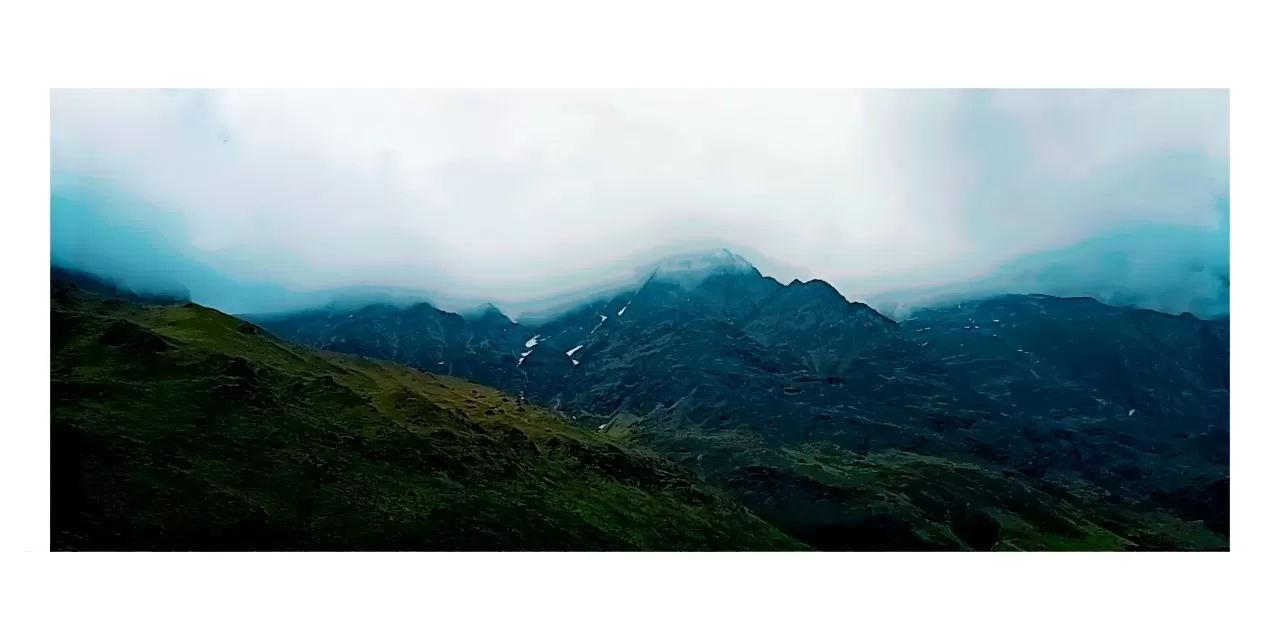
[50,89,1229,319]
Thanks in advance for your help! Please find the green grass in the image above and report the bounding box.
[51,287,805,551]
[769,444,1226,551]
[596,409,1226,551]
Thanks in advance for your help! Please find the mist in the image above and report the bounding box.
[50,89,1229,319]
[863,211,1230,320]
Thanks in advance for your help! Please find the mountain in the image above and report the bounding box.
[865,218,1231,320]
[646,247,762,287]
[50,273,805,551]
[51,265,190,306]
[256,250,1229,550]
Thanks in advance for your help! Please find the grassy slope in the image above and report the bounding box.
[603,414,1228,551]
[51,287,805,551]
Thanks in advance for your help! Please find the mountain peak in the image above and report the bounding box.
[462,302,516,324]
[647,249,760,288]
[786,277,846,300]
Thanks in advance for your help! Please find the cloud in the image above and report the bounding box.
[864,210,1231,320]
[50,89,1229,316]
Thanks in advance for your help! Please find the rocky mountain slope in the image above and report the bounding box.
[51,274,805,551]
[256,250,1230,550]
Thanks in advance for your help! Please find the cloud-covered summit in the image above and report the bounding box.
[51,89,1228,318]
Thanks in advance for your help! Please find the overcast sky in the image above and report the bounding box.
[50,89,1229,316]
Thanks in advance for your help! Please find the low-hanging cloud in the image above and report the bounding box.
[50,89,1229,317]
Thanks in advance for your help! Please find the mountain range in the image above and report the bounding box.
[238,249,1230,550]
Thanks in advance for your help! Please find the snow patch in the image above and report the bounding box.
[618,304,630,316]
[599,315,607,322]
[566,345,583,357]
[524,335,541,348]
[1128,409,1136,416]
[572,359,580,366]
[920,342,929,347]
[521,350,532,357]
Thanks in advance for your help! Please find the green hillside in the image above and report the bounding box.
[604,414,1227,551]
[50,281,805,551]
